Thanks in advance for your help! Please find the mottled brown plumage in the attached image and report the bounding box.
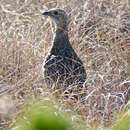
[42,9,86,88]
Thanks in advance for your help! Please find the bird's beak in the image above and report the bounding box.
[42,11,50,16]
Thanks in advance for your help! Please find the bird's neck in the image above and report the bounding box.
[50,30,70,54]
[55,20,67,34]
[55,19,67,34]
[54,29,69,46]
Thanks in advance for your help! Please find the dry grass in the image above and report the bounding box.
[0,0,129,129]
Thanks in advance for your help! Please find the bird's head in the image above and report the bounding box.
[42,9,68,33]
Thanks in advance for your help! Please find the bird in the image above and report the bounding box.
[42,8,86,88]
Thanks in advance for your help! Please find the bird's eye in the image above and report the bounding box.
[53,11,58,15]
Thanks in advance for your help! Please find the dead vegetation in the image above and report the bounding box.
[0,0,129,129]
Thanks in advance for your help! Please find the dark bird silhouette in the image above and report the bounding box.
[42,9,86,88]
